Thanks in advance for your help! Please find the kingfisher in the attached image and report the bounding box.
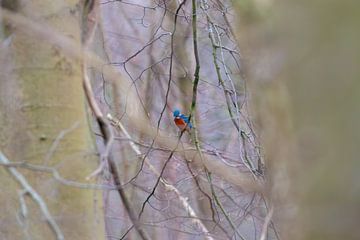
[173,109,192,132]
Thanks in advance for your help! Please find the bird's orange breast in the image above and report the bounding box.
[174,118,187,130]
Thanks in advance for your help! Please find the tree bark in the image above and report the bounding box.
[0,1,104,239]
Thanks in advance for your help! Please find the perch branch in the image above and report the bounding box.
[108,114,215,240]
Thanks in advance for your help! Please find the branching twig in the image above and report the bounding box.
[204,7,239,132]
[83,65,150,240]
[207,172,246,240]
[189,2,248,239]
[108,114,215,239]
[44,121,80,164]
[0,9,259,192]
[0,161,117,190]
[126,0,188,185]
[200,0,258,179]
[260,205,274,240]
[0,151,64,240]
[156,0,187,128]
[138,129,185,219]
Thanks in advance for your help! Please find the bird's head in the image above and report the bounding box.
[173,109,180,117]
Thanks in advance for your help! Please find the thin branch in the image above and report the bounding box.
[157,0,187,128]
[0,151,64,240]
[207,172,246,240]
[200,0,258,178]
[83,65,150,240]
[138,129,185,219]
[260,205,274,240]
[119,225,134,240]
[107,114,215,239]
[124,0,188,186]
[44,121,80,164]
[189,0,200,118]
[188,3,247,239]
[0,161,117,190]
[207,17,240,132]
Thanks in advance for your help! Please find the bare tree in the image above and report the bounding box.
[96,1,269,239]
[4,0,356,240]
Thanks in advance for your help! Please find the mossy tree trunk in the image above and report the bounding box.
[0,1,104,239]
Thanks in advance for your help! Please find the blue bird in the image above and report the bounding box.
[173,109,192,131]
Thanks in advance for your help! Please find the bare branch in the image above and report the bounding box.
[44,121,80,164]
[108,113,215,240]
[0,161,117,190]
[0,151,64,240]
[83,64,150,240]
[260,205,274,240]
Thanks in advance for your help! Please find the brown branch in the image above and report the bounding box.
[138,129,186,219]
[121,0,188,195]
[82,66,150,240]
[108,114,215,239]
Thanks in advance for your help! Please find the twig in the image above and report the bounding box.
[138,129,185,219]
[260,205,274,240]
[200,0,258,178]
[16,189,31,239]
[44,121,80,164]
[207,172,246,240]
[0,7,261,191]
[83,65,150,240]
[0,161,117,190]
[189,0,200,118]
[0,151,64,240]
[189,2,246,239]
[156,0,187,128]
[123,0,188,185]
[203,5,239,132]
[108,114,215,240]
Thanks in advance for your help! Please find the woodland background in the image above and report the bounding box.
[0,0,359,240]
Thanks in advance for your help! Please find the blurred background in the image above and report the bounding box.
[0,0,359,239]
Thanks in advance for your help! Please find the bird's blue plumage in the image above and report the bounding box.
[173,109,192,129]
[173,109,180,117]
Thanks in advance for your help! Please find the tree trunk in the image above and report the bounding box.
[0,1,104,239]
